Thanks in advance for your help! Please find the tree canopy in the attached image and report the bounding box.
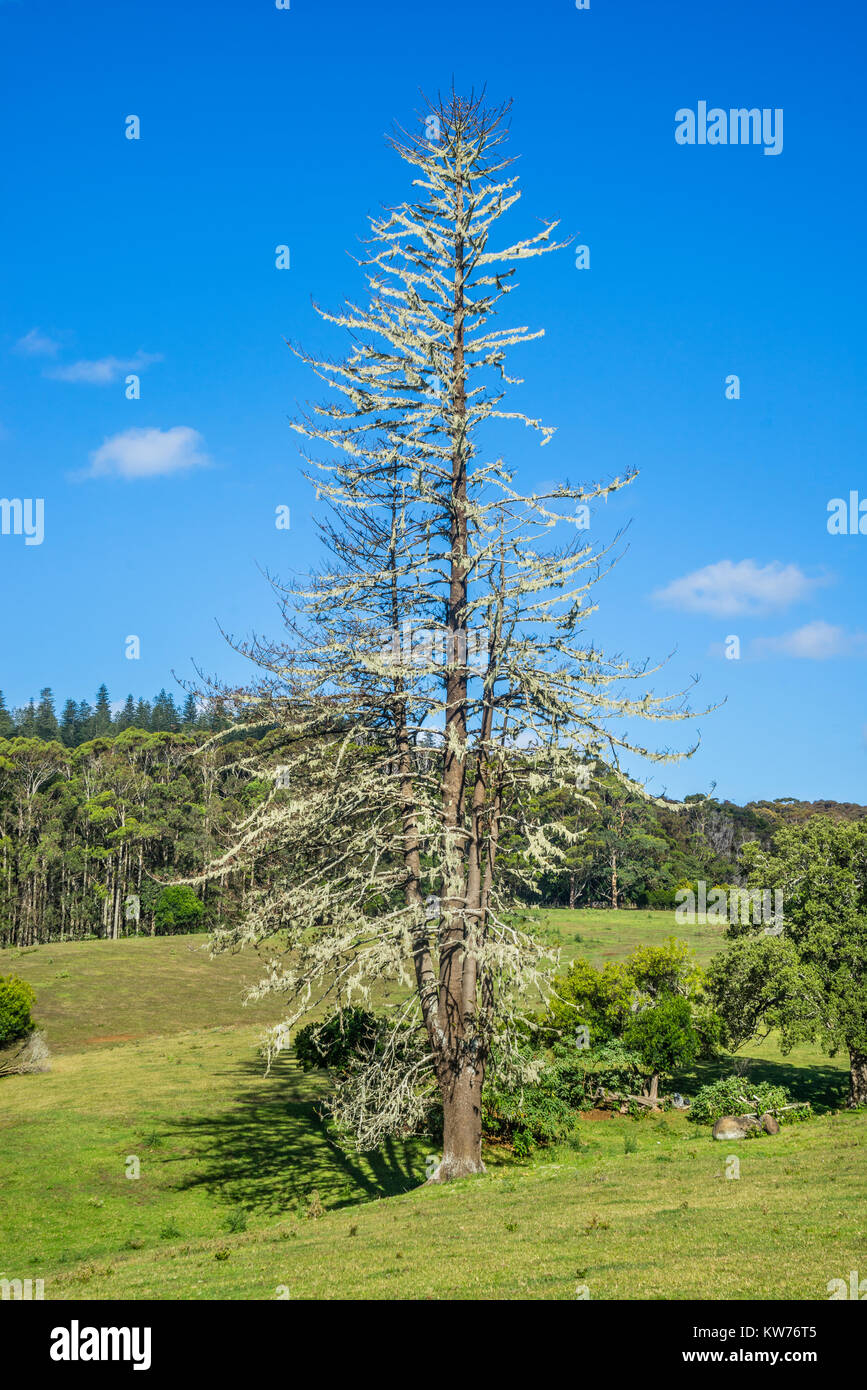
[708,817,867,1106]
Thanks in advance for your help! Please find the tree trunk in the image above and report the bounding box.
[647,1071,660,1103]
[433,1060,486,1181]
[430,143,477,1184]
[848,1047,867,1107]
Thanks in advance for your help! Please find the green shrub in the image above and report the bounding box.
[0,975,36,1047]
[153,885,204,935]
[687,1075,792,1125]
[294,1008,379,1072]
[642,888,678,910]
[776,1104,813,1126]
[542,940,719,1090]
[623,995,700,1087]
[480,1038,588,1156]
[482,1073,575,1157]
[550,1038,646,1105]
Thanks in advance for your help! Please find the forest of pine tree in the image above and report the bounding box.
[0,685,215,747]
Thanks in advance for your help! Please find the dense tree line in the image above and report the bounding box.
[502,773,866,911]
[0,688,863,946]
[0,725,268,947]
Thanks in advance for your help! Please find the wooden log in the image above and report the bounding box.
[593,1087,661,1110]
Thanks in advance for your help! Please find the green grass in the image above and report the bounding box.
[0,934,299,1054]
[0,907,714,1057]
[538,905,729,967]
[0,1027,430,1272]
[1,911,863,1300]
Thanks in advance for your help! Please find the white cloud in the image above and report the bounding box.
[751,621,867,660]
[652,559,827,617]
[46,351,162,384]
[85,426,211,480]
[15,327,60,357]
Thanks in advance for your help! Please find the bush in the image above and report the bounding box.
[0,975,36,1047]
[623,995,700,1085]
[482,1030,668,1153]
[642,888,678,910]
[550,1038,646,1105]
[482,1069,576,1157]
[294,1008,379,1073]
[153,885,204,935]
[687,1074,792,1125]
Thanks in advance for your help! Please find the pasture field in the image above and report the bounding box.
[1,909,863,1300]
[539,905,730,967]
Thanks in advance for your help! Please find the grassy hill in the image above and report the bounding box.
[1,910,863,1300]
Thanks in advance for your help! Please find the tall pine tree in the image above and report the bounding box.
[134,698,152,730]
[202,93,700,1180]
[151,689,180,732]
[0,691,13,738]
[93,684,112,735]
[181,693,199,727]
[35,688,59,742]
[59,700,78,747]
[116,695,136,731]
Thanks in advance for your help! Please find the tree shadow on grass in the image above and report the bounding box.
[160,1052,430,1216]
[673,1053,848,1112]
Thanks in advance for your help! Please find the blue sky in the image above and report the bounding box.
[1,0,865,803]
